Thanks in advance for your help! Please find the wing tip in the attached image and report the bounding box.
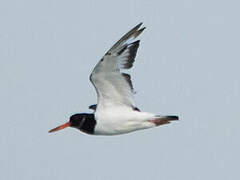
[135,22,143,29]
[133,23,146,38]
[107,22,145,54]
[135,27,146,38]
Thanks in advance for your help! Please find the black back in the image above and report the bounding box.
[70,113,96,134]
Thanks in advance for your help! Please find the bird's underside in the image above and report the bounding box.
[49,23,178,136]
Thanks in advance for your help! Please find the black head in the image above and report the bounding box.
[49,113,96,134]
[69,114,89,128]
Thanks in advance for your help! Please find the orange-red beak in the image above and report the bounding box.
[48,122,71,133]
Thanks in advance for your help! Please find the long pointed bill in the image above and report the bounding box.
[48,122,71,133]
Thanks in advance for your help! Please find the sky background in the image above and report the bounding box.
[1,0,240,180]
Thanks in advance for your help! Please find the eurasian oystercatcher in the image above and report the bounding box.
[49,23,178,135]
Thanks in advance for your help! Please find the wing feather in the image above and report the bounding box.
[90,23,145,110]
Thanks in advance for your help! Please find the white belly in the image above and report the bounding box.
[94,108,156,135]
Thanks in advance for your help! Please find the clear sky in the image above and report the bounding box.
[1,0,239,180]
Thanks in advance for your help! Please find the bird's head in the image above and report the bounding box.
[48,114,92,133]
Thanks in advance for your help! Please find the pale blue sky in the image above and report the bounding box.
[1,0,240,180]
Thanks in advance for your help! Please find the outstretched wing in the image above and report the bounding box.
[90,23,145,110]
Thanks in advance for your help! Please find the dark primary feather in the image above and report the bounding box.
[107,22,144,53]
[126,40,140,68]
[121,40,140,69]
[122,73,134,91]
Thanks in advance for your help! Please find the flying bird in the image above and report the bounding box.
[49,23,178,135]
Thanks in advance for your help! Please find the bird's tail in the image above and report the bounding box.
[150,115,179,126]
